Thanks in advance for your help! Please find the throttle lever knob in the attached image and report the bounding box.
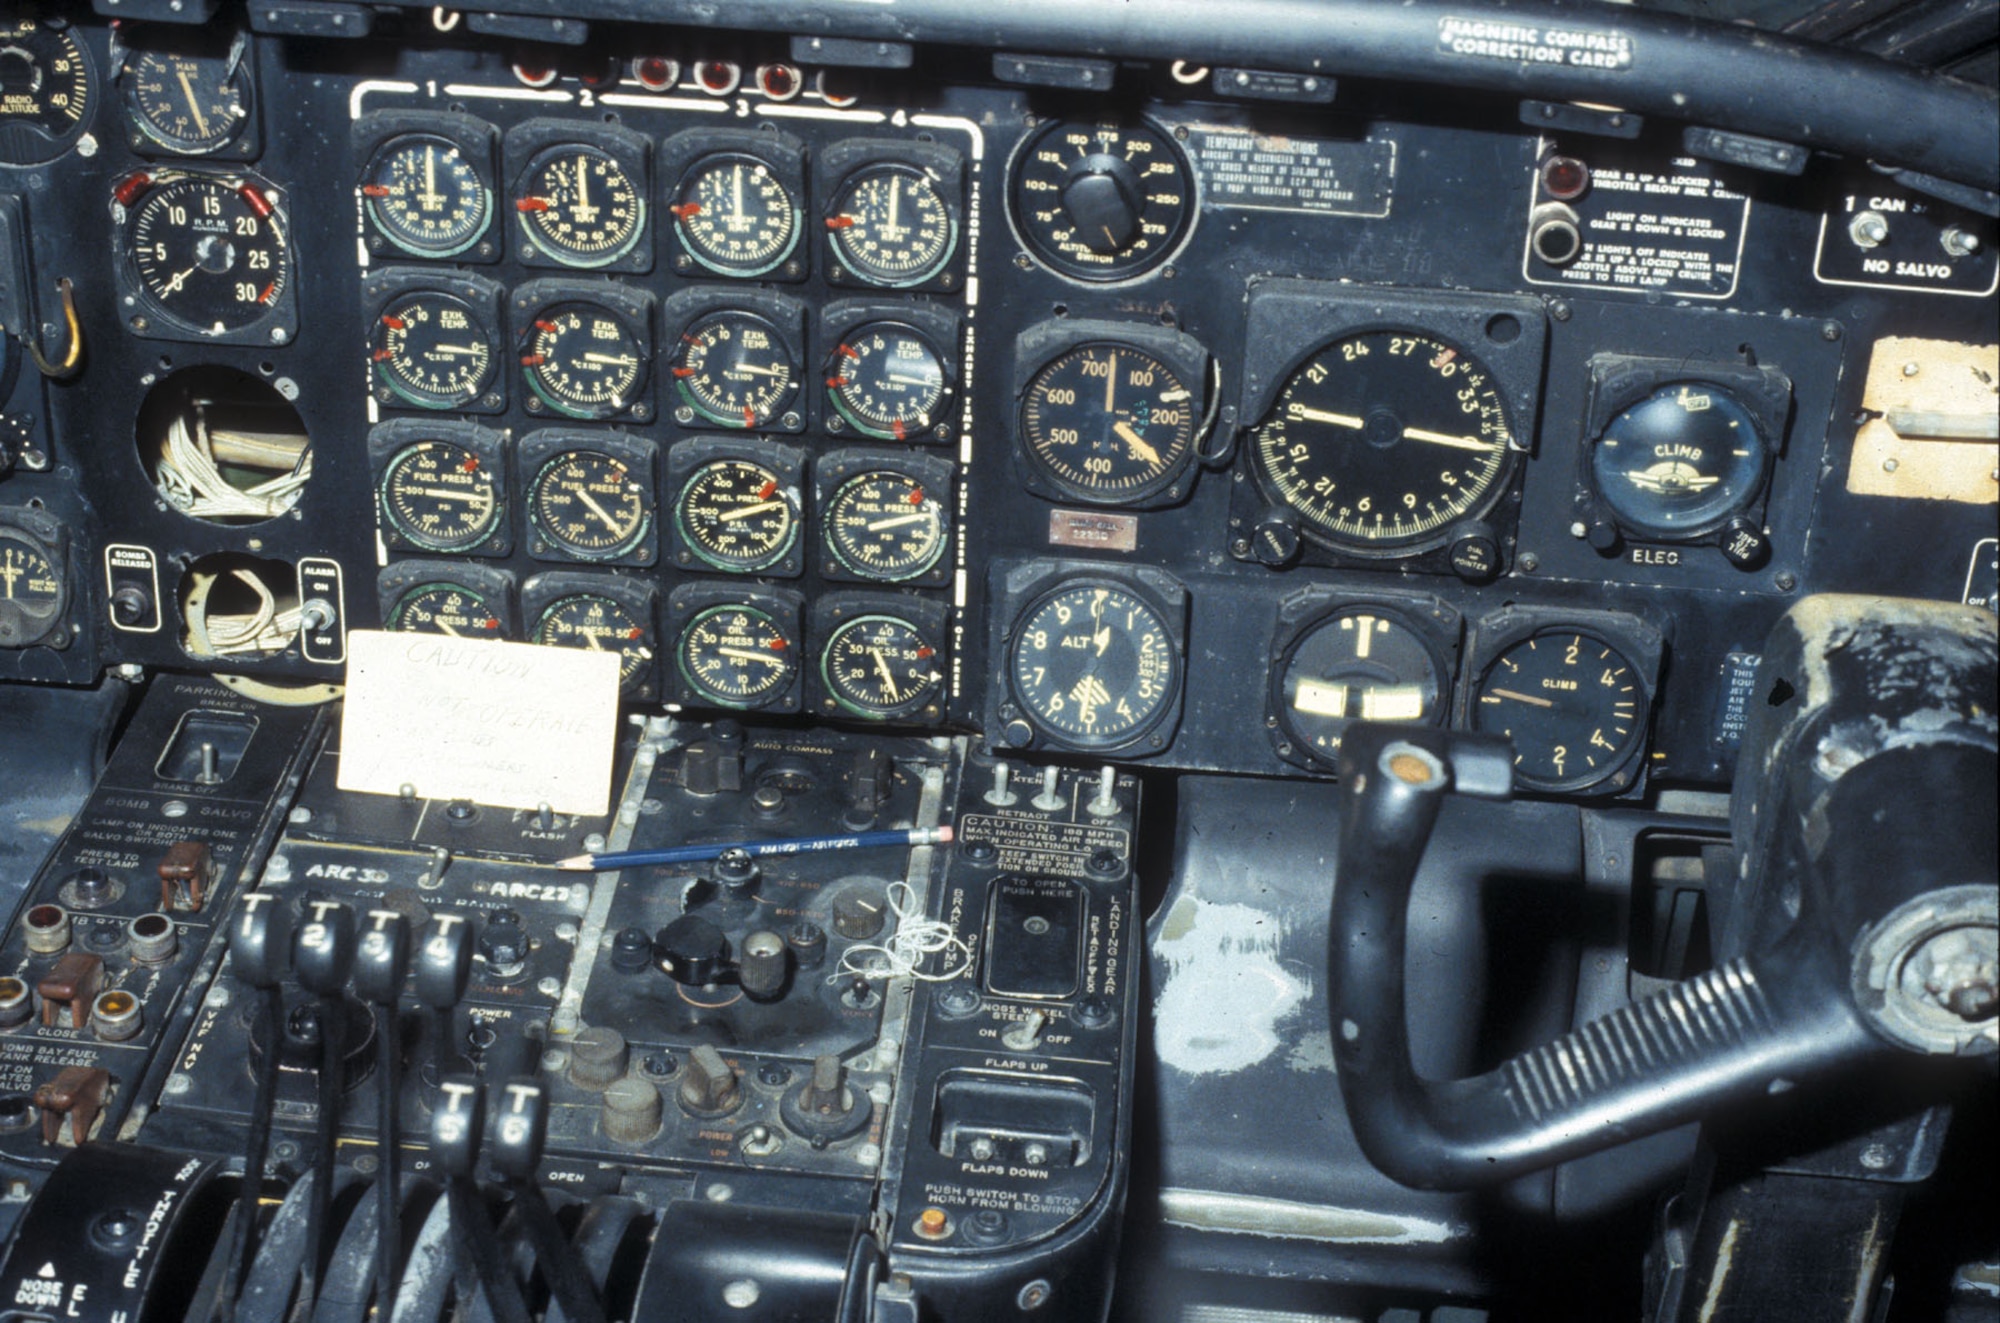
[415,914,475,1010]
[229,893,294,989]
[292,900,357,997]
[489,1078,549,1183]
[431,1074,484,1179]
[354,910,412,1006]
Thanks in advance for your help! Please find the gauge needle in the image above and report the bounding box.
[581,353,637,366]
[719,646,784,666]
[1487,687,1555,708]
[1113,421,1160,465]
[886,372,935,386]
[732,162,746,228]
[1401,426,1496,452]
[415,487,491,502]
[177,68,211,139]
[573,488,624,534]
[730,363,786,377]
[865,512,931,532]
[580,630,603,651]
[155,266,200,298]
[573,155,598,223]
[717,500,787,522]
[435,618,463,638]
[431,344,486,356]
[421,145,444,211]
[884,173,903,239]
[1290,404,1365,428]
[0,559,19,597]
[1104,349,1117,413]
[871,648,901,701]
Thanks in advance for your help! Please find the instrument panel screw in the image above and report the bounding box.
[1775,572,1798,591]
[1517,552,1540,572]
[1820,322,1841,341]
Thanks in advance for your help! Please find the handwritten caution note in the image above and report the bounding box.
[338,630,619,816]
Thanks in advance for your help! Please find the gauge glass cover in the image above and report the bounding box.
[1021,343,1196,502]
[1591,383,1769,538]
[373,292,496,409]
[126,174,289,335]
[1009,582,1178,748]
[828,164,955,286]
[824,470,947,581]
[533,594,652,688]
[827,324,947,440]
[1010,119,1191,282]
[126,50,249,154]
[675,458,798,572]
[517,145,645,267]
[1473,632,1646,792]
[521,303,645,420]
[380,440,502,552]
[672,153,800,277]
[671,310,796,429]
[821,614,943,719]
[530,451,651,560]
[387,583,505,637]
[678,604,797,707]
[363,135,490,258]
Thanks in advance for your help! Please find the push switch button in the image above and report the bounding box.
[982,876,1082,1000]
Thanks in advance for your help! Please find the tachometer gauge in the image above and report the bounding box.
[1472,631,1646,793]
[515,144,645,268]
[1276,607,1448,765]
[826,324,947,440]
[122,172,290,338]
[670,309,797,429]
[674,458,798,573]
[1009,581,1179,749]
[0,19,94,165]
[1021,343,1197,503]
[533,593,653,689]
[371,290,498,410]
[826,163,955,287]
[821,614,943,720]
[1009,119,1192,282]
[521,302,647,420]
[530,450,652,560]
[362,134,491,258]
[123,48,249,155]
[1251,331,1513,553]
[1589,383,1770,539]
[387,582,505,638]
[0,530,64,648]
[824,470,948,581]
[677,603,798,708]
[669,153,800,278]
[379,439,503,553]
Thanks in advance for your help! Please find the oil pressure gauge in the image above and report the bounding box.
[384,580,507,639]
[675,599,801,710]
[820,612,944,721]
[528,584,655,693]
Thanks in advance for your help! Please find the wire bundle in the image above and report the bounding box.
[154,409,312,522]
[830,881,972,984]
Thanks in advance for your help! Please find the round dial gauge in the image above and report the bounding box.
[0,532,63,648]
[125,173,289,336]
[1021,343,1198,503]
[678,603,797,708]
[124,49,247,155]
[821,614,943,720]
[1009,582,1178,748]
[674,458,798,572]
[530,451,652,560]
[516,145,645,267]
[386,582,505,638]
[371,291,497,409]
[827,164,955,286]
[670,153,799,277]
[1252,331,1513,552]
[1010,119,1192,282]
[533,594,653,689]
[521,303,645,420]
[1277,608,1448,765]
[1473,632,1646,792]
[671,310,796,429]
[1591,383,1770,539]
[379,439,502,552]
[0,20,93,163]
[824,470,947,581]
[362,134,490,259]
[827,324,947,440]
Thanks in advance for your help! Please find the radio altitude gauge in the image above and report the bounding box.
[124,48,250,155]
[821,614,943,720]
[826,163,956,286]
[1252,331,1513,553]
[0,19,94,165]
[533,593,653,689]
[678,603,798,708]
[827,324,947,440]
[1009,581,1179,749]
[530,450,652,560]
[516,145,645,268]
[1473,631,1646,793]
[1010,119,1191,282]
[671,309,797,429]
[670,153,800,278]
[121,172,290,338]
[674,458,798,573]
[362,134,491,258]
[521,302,646,420]
[379,439,503,553]
[1021,343,1197,503]
[824,470,948,581]
[387,582,505,638]
[372,290,497,410]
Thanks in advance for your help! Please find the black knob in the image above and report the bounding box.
[353,910,411,1006]
[430,1074,484,1178]
[1062,154,1144,253]
[844,748,890,829]
[654,915,730,986]
[1587,516,1623,556]
[831,887,888,940]
[230,894,293,989]
[1250,513,1301,568]
[110,586,152,627]
[737,930,790,1002]
[487,1078,548,1183]
[478,912,530,977]
[292,900,356,997]
[711,849,760,895]
[610,926,653,973]
[786,919,827,971]
[680,741,719,795]
[1448,523,1502,583]
[1719,517,1771,570]
[415,914,475,1010]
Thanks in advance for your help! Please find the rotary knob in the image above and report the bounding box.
[1062,153,1146,254]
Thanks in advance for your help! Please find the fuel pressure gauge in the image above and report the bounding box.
[822,467,950,583]
[529,447,654,563]
[673,456,800,573]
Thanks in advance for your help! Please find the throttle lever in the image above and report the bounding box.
[292,899,356,1311]
[220,892,293,1323]
[432,1075,532,1323]
[491,1078,608,1323]
[354,910,411,1320]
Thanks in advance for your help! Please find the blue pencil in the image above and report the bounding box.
[556,824,955,871]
